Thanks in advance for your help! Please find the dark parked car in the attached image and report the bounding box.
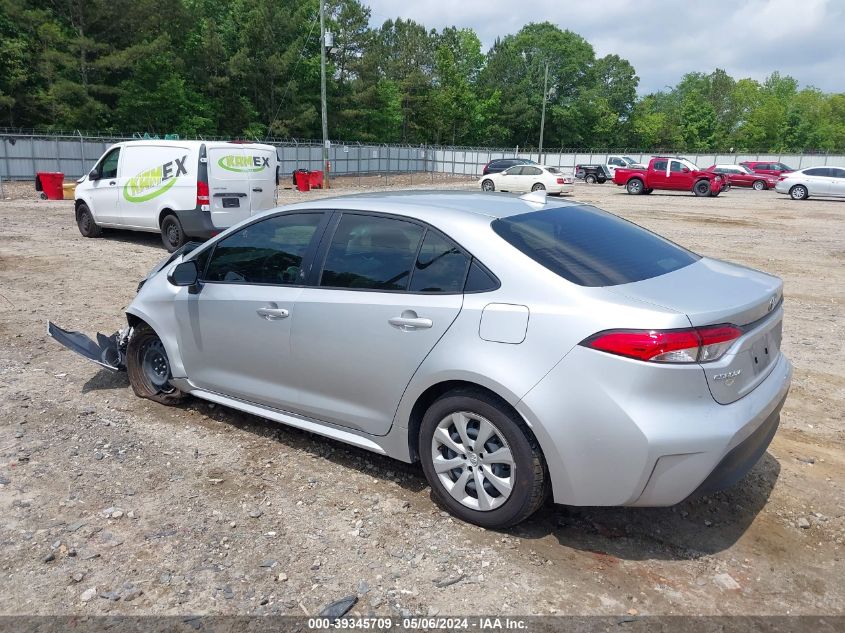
[575,164,612,183]
[482,158,536,175]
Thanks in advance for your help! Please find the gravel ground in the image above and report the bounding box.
[0,180,843,617]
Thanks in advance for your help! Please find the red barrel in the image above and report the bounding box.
[36,172,65,200]
[309,170,324,189]
[294,170,311,192]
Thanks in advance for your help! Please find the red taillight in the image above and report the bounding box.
[556,177,565,184]
[581,325,742,364]
[196,180,210,206]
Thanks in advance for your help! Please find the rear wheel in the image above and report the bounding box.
[481,179,495,192]
[531,182,545,192]
[76,203,103,238]
[584,174,597,184]
[752,180,766,191]
[626,178,644,195]
[160,213,186,252]
[419,390,548,529]
[126,324,186,406]
[693,180,712,197]
[789,184,808,200]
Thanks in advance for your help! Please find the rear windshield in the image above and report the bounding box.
[491,205,700,287]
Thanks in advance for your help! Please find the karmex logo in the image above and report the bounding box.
[123,156,188,203]
[218,154,270,172]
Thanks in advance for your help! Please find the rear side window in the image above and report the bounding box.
[652,160,667,171]
[204,213,323,284]
[320,214,424,291]
[804,167,830,177]
[492,205,699,287]
[409,230,470,293]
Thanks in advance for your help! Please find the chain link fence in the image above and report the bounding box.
[2,130,843,184]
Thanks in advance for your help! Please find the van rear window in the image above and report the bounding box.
[492,205,699,287]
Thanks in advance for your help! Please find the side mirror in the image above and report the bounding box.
[89,168,101,181]
[168,260,198,287]
[682,167,690,173]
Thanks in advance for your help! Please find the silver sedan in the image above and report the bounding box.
[50,191,792,528]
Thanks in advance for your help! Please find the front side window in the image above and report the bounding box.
[203,213,323,284]
[320,214,424,291]
[804,167,830,177]
[670,160,685,173]
[776,163,793,171]
[492,205,699,287]
[99,148,120,179]
[409,230,470,293]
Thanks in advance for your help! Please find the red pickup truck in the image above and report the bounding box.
[613,157,727,196]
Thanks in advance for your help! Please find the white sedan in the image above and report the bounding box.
[775,166,845,200]
[480,164,574,195]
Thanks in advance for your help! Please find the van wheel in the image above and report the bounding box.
[76,203,103,238]
[161,214,186,252]
[126,324,187,406]
[693,180,712,197]
[419,389,548,529]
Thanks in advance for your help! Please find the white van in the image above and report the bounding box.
[74,140,278,251]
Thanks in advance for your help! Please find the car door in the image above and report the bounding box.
[207,145,253,228]
[668,159,695,190]
[521,166,544,190]
[648,159,669,188]
[246,146,277,214]
[498,165,524,191]
[174,211,329,409]
[290,212,467,435]
[803,168,831,195]
[828,168,845,197]
[88,147,122,224]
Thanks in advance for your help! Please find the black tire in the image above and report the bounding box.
[752,180,766,191]
[584,174,597,184]
[160,213,186,252]
[126,324,187,406]
[481,179,495,192]
[693,180,712,197]
[76,203,103,238]
[419,389,548,529]
[531,182,545,192]
[643,188,653,195]
[39,192,48,200]
[626,178,644,195]
[790,184,809,200]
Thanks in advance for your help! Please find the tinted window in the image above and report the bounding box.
[409,231,470,293]
[830,168,845,179]
[776,163,793,171]
[492,205,699,287]
[464,260,499,292]
[670,161,685,172]
[523,166,542,176]
[100,148,120,179]
[320,214,424,291]
[652,160,667,171]
[504,166,524,175]
[804,167,830,177]
[204,213,323,284]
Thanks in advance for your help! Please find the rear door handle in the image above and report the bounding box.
[389,311,432,331]
[252,187,263,192]
[256,307,289,321]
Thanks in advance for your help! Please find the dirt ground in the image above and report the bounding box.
[0,178,842,617]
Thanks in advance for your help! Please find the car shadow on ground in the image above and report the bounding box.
[514,453,780,560]
[97,228,169,249]
[77,382,781,557]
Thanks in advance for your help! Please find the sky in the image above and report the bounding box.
[365,0,844,95]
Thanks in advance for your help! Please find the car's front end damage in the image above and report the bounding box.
[47,241,201,372]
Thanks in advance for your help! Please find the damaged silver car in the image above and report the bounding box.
[50,191,792,528]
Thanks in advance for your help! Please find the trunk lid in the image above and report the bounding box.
[608,258,784,404]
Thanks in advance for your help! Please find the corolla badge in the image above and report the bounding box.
[218,155,270,172]
[713,369,741,386]
[123,155,188,203]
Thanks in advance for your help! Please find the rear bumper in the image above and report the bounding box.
[173,207,220,239]
[517,346,792,507]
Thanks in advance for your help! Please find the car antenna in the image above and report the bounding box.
[519,190,547,205]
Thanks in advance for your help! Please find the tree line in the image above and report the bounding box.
[1,0,844,151]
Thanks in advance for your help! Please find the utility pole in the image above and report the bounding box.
[538,61,549,165]
[319,1,330,188]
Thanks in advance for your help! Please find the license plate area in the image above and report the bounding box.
[750,333,777,376]
[222,197,240,208]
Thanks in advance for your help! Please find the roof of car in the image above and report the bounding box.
[281,190,581,220]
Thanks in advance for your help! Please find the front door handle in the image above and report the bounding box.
[389,310,432,331]
[256,307,289,320]
[252,187,263,192]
